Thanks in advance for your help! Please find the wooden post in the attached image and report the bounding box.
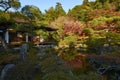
[26,33,28,42]
[5,30,9,44]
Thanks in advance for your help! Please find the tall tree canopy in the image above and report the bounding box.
[21,5,42,20]
[0,11,13,29]
[0,0,21,12]
[44,2,66,24]
[55,2,66,18]
[45,7,56,24]
[83,0,89,5]
[21,5,43,27]
[68,5,92,22]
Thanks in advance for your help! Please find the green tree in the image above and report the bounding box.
[0,11,11,25]
[44,2,66,24]
[0,0,21,12]
[54,2,66,18]
[94,0,104,9]
[83,0,89,5]
[44,7,56,24]
[67,5,92,22]
[59,34,78,46]
[93,0,120,10]
[35,30,49,40]
[88,16,120,31]
[86,34,106,54]
[82,28,94,36]
[106,32,120,46]
[111,0,120,11]
[21,5,43,27]
[8,12,35,35]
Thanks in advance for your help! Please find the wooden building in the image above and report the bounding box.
[0,13,30,47]
[0,21,11,48]
[33,26,58,45]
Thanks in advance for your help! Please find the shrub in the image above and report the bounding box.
[0,53,19,64]
[82,28,94,36]
[86,34,106,54]
[59,34,78,47]
[58,46,78,60]
[79,72,106,80]
[42,72,79,80]
[40,56,70,74]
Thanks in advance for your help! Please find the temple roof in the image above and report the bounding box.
[39,26,58,31]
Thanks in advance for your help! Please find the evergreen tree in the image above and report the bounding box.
[55,2,66,18]
[83,0,89,5]
[67,5,92,22]
[44,2,66,24]
[94,0,103,9]
[45,7,56,23]
[21,5,43,27]
[0,0,21,12]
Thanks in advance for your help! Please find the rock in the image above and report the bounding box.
[20,44,29,60]
[1,64,15,80]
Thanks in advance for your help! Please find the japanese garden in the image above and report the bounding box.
[0,0,120,80]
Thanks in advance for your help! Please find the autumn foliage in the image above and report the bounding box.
[62,21,84,35]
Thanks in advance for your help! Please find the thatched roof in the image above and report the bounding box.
[13,17,29,23]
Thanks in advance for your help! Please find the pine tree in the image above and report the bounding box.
[83,0,89,5]
[55,2,66,18]
[45,7,56,23]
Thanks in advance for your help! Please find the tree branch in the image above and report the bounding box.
[4,6,11,12]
